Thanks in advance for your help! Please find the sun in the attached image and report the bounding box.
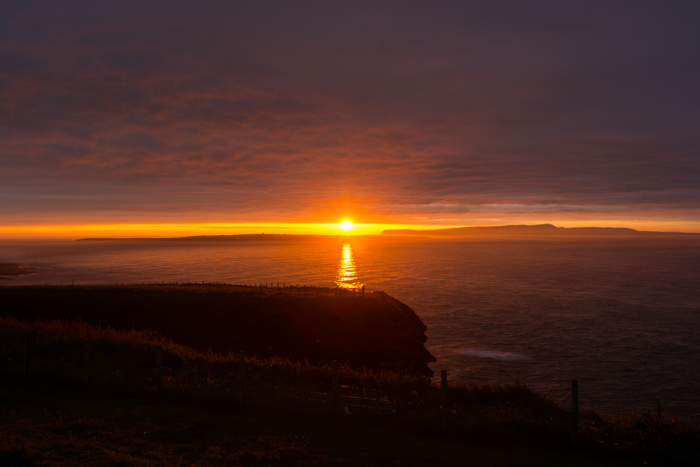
[340,220,353,232]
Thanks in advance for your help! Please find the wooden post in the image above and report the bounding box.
[572,379,579,447]
[23,336,29,380]
[238,351,245,407]
[84,341,90,384]
[156,347,163,391]
[331,360,339,407]
[441,370,448,430]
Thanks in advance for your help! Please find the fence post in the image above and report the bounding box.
[441,370,448,430]
[23,336,29,380]
[238,351,245,407]
[84,341,90,384]
[572,379,579,447]
[156,346,163,391]
[331,360,339,407]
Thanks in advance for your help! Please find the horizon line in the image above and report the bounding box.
[1,220,700,240]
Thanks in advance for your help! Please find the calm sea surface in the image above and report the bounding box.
[1,236,699,416]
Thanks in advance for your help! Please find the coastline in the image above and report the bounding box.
[0,284,436,376]
[0,263,32,277]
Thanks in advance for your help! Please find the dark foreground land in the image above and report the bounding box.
[1,285,699,466]
[5,377,689,467]
[0,263,33,276]
[0,380,675,467]
[0,284,435,376]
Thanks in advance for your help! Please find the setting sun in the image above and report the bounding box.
[340,220,353,232]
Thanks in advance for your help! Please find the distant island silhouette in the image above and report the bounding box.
[77,234,353,242]
[381,223,699,238]
[76,224,699,242]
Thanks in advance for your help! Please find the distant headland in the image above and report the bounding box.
[77,234,346,242]
[0,263,33,277]
[75,224,700,242]
[381,223,700,238]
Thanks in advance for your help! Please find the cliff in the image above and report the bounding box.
[0,285,436,376]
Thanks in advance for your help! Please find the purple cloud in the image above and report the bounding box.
[1,1,699,227]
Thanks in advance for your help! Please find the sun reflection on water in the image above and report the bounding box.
[335,243,363,289]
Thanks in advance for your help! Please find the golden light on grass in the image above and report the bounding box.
[340,220,353,232]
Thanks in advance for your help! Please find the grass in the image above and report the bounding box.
[0,285,437,376]
[1,316,699,466]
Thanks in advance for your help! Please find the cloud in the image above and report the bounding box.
[1,1,699,227]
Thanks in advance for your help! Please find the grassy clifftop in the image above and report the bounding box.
[1,315,698,466]
[0,284,436,376]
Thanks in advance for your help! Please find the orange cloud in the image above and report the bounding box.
[1,1,699,233]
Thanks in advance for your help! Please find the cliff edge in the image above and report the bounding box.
[0,285,436,376]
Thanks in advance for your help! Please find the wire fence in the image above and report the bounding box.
[4,326,700,461]
[2,332,436,415]
[2,326,597,444]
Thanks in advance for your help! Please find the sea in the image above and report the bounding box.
[1,236,699,417]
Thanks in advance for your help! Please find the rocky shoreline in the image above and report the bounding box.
[0,263,32,277]
[0,284,436,376]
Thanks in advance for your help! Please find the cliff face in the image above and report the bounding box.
[0,285,436,376]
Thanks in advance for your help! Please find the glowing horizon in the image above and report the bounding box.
[2,4,699,236]
[0,222,459,240]
[1,218,699,240]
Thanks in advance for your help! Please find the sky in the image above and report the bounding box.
[2,1,700,237]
